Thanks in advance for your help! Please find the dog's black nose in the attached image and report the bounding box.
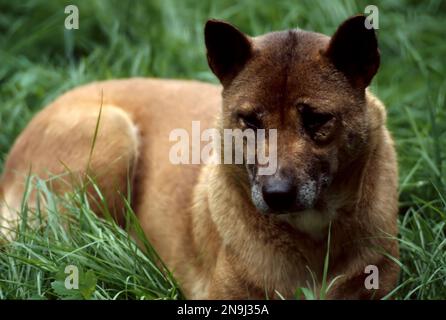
[262,178,297,212]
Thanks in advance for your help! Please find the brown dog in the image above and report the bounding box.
[0,15,399,299]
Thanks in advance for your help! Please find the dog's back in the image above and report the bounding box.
[0,79,220,252]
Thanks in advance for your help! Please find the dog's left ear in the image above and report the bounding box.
[204,19,253,87]
[325,15,380,89]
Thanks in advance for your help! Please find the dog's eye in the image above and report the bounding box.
[299,104,335,139]
[237,112,262,129]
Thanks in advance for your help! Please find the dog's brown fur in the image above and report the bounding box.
[0,15,399,299]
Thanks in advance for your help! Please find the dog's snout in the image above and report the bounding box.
[261,177,296,212]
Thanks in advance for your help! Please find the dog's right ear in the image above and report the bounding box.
[204,19,252,87]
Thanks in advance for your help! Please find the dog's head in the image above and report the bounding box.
[205,15,380,216]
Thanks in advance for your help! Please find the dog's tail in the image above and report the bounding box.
[0,183,6,240]
[0,182,13,241]
[0,183,4,216]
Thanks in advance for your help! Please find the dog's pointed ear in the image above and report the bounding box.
[325,15,380,89]
[204,19,252,87]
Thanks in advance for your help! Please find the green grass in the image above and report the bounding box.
[0,175,183,299]
[0,0,445,299]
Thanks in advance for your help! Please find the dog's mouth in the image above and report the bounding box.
[258,204,319,216]
[249,173,332,215]
[250,182,322,215]
[267,208,310,215]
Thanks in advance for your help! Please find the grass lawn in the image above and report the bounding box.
[0,0,445,299]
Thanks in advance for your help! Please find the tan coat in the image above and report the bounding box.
[0,15,399,299]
